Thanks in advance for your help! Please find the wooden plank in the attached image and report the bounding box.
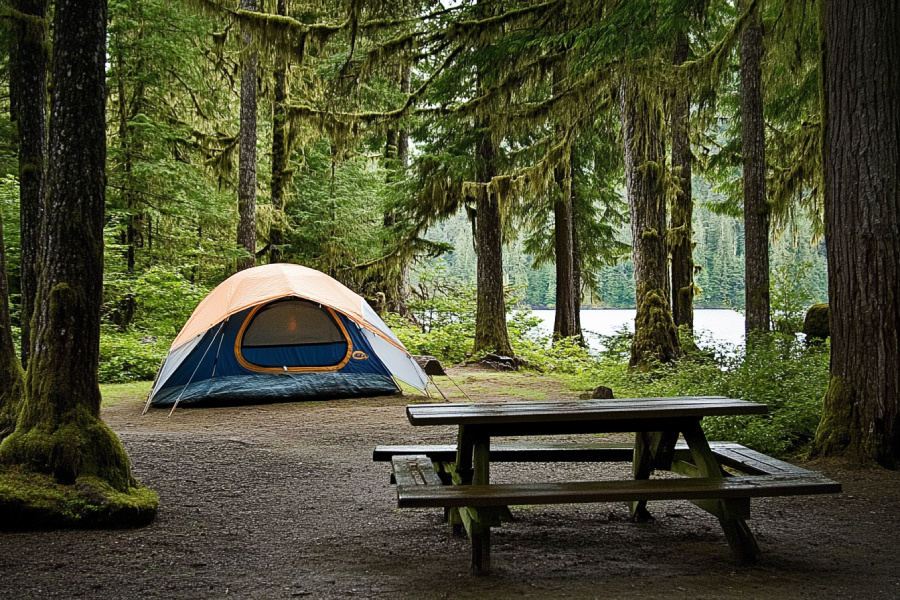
[374,443,635,463]
[712,445,814,476]
[396,474,842,508]
[406,398,767,426]
[391,455,443,488]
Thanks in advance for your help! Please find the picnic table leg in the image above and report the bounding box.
[471,433,491,575]
[455,425,474,485]
[630,429,679,522]
[681,421,761,564]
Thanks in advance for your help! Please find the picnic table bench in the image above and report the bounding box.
[374,397,841,575]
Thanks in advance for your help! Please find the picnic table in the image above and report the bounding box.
[374,396,841,575]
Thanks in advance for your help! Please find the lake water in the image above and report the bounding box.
[526,309,745,352]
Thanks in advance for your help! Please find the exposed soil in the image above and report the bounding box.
[1,367,899,599]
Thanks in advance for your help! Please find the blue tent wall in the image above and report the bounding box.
[151,308,399,406]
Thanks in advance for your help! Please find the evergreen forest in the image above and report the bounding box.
[0,0,898,538]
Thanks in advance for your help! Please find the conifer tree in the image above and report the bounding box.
[8,0,47,366]
[621,79,680,368]
[812,0,900,468]
[670,31,694,332]
[0,0,147,495]
[740,0,770,333]
[0,211,23,438]
[237,0,259,271]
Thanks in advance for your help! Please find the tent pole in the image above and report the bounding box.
[167,321,226,419]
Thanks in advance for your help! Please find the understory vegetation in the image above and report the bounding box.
[388,274,829,458]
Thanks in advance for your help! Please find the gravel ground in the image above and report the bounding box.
[1,368,899,599]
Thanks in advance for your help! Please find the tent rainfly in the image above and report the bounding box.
[147,264,428,408]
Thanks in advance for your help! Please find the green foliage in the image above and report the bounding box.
[569,331,829,456]
[98,329,169,384]
[770,259,815,334]
[99,266,209,383]
[384,266,478,364]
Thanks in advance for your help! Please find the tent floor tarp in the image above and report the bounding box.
[150,372,401,407]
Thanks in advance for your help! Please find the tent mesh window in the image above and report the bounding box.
[242,299,346,348]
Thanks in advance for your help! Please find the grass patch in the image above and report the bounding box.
[100,381,153,408]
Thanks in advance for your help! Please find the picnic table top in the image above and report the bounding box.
[406,396,767,427]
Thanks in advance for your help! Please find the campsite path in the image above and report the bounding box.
[1,367,899,599]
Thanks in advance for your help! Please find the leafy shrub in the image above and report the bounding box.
[98,328,169,384]
[571,331,829,456]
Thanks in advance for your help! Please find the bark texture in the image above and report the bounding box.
[552,168,577,340]
[0,0,137,491]
[269,0,290,264]
[812,0,900,468]
[621,81,680,369]
[237,0,259,271]
[0,212,25,438]
[381,64,411,316]
[740,0,770,334]
[670,32,694,332]
[472,121,513,357]
[551,66,577,341]
[9,0,49,367]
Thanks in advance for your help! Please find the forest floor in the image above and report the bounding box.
[1,366,899,599]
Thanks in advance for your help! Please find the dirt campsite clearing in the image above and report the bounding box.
[1,367,899,599]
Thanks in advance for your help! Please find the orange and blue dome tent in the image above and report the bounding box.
[145,264,428,411]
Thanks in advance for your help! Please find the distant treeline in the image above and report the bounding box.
[427,177,828,310]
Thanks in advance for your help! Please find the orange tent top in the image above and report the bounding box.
[173,264,376,348]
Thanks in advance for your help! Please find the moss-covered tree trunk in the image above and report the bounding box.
[670,32,694,332]
[621,80,680,370]
[472,119,514,358]
[740,0,770,334]
[269,0,290,265]
[811,0,900,468]
[572,197,584,341]
[9,0,48,368]
[237,0,258,272]
[552,157,577,340]
[551,66,577,341]
[0,212,25,439]
[0,0,136,490]
[381,64,411,317]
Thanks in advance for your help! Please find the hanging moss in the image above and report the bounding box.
[629,285,680,370]
[0,464,157,531]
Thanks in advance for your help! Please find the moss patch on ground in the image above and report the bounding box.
[0,463,158,531]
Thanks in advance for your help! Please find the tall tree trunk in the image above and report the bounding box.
[572,187,584,341]
[9,0,48,368]
[115,44,144,331]
[552,163,577,340]
[621,80,680,369]
[381,64,411,316]
[237,0,259,272]
[670,32,694,332]
[811,0,900,468]
[269,0,290,265]
[0,0,137,490]
[0,212,25,439]
[740,0,770,334]
[551,67,577,341]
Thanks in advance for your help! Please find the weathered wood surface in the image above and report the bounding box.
[395,473,841,509]
[391,455,443,488]
[406,397,767,426]
[375,441,821,476]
